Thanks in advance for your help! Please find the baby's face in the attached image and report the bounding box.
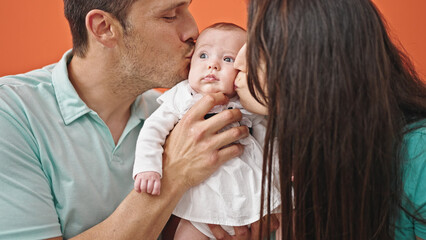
[188,28,246,97]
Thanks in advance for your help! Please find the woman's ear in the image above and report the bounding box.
[85,9,122,49]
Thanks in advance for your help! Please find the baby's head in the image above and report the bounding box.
[188,23,246,98]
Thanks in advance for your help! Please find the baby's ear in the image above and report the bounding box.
[85,9,122,49]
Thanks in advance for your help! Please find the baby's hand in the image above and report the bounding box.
[134,171,161,195]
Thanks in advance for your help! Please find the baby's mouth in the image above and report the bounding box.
[203,74,218,82]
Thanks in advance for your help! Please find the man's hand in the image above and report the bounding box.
[162,93,249,190]
[208,214,280,240]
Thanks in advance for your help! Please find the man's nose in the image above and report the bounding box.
[180,11,199,44]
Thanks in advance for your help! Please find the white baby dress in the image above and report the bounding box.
[133,80,281,227]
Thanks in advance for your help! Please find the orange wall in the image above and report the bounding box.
[0,0,424,80]
[373,0,426,80]
[0,1,72,77]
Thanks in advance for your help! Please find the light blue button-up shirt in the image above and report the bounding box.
[0,50,159,239]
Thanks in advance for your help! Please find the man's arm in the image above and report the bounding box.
[63,93,248,240]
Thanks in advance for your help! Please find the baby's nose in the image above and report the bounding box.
[208,59,220,70]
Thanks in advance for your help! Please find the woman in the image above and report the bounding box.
[234,0,426,239]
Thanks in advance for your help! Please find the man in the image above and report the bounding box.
[0,0,278,239]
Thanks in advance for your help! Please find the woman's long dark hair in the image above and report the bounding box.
[247,0,426,239]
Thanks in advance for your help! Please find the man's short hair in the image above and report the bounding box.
[63,0,138,57]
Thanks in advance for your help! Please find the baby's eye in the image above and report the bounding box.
[224,57,235,63]
[200,53,208,59]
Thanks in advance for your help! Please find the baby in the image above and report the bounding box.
[133,23,281,239]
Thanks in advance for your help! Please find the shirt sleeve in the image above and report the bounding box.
[402,128,426,239]
[133,103,180,178]
[0,108,62,239]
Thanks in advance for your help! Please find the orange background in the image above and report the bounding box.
[0,0,425,80]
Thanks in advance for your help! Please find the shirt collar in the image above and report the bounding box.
[132,95,149,120]
[132,89,161,120]
[52,50,92,125]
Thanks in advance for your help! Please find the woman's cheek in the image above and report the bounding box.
[246,97,268,116]
[238,88,268,115]
[235,73,267,115]
[235,70,268,115]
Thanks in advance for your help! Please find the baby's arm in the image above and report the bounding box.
[133,102,180,195]
[134,171,162,195]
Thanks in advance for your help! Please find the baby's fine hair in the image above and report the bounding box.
[204,22,246,33]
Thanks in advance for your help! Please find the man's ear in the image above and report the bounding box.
[85,9,122,48]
